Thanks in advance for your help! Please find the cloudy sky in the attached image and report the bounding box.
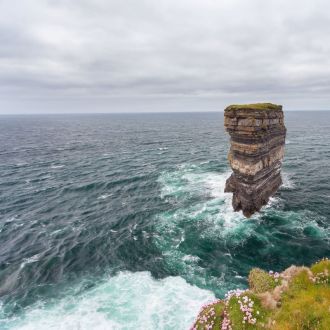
[1,0,330,113]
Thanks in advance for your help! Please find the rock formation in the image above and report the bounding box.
[224,103,286,217]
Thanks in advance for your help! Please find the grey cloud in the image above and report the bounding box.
[0,0,330,113]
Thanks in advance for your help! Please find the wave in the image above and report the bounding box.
[97,193,113,200]
[155,165,258,295]
[2,272,214,330]
[157,164,254,235]
[50,165,65,169]
[281,172,295,189]
[154,164,327,296]
[20,254,41,270]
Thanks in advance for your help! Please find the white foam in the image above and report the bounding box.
[155,165,260,289]
[182,255,201,263]
[281,172,295,189]
[158,165,248,231]
[50,165,64,169]
[5,216,17,223]
[6,272,214,330]
[97,193,113,200]
[20,254,41,269]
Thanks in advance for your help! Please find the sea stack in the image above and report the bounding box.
[224,103,286,217]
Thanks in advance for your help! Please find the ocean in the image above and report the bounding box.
[0,111,329,329]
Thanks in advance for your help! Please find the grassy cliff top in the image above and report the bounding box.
[192,258,330,330]
[225,103,282,111]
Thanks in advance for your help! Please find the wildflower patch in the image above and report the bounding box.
[192,258,330,330]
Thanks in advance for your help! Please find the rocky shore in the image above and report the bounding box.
[224,103,286,217]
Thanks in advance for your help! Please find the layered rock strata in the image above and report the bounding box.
[224,103,286,217]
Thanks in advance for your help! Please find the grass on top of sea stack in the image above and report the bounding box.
[224,103,282,112]
[192,258,330,330]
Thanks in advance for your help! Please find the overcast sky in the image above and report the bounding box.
[1,0,330,113]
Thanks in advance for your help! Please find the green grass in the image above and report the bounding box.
[311,258,330,284]
[192,259,330,330]
[248,268,280,294]
[273,270,330,330]
[225,103,282,111]
[227,292,269,329]
[192,301,225,330]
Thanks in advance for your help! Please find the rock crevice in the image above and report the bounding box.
[224,103,286,217]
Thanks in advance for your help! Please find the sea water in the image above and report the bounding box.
[0,112,329,329]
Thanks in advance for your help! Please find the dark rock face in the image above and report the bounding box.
[224,103,286,217]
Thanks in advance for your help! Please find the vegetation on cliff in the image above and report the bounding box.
[224,103,282,112]
[191,258,330,330]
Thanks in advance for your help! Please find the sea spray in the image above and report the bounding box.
[1,272,215,330]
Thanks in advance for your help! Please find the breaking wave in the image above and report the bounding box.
[153,164,328,296]
[1,272,214,330]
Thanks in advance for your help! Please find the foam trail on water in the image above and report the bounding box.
[2,272,214,330]
[155,165,263,295]
[157,165,254,237]
[50,165,65,169]
[154,164,320,296]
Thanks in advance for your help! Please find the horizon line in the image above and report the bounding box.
[1,109,330,115]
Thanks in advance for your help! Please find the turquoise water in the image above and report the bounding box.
[0,112,329,329]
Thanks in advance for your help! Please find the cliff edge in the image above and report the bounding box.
[192,258,330,330]
[224,103,286,217]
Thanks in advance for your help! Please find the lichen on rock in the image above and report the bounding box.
[224,103,286,217]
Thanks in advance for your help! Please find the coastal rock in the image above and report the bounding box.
[224,103,286,217]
